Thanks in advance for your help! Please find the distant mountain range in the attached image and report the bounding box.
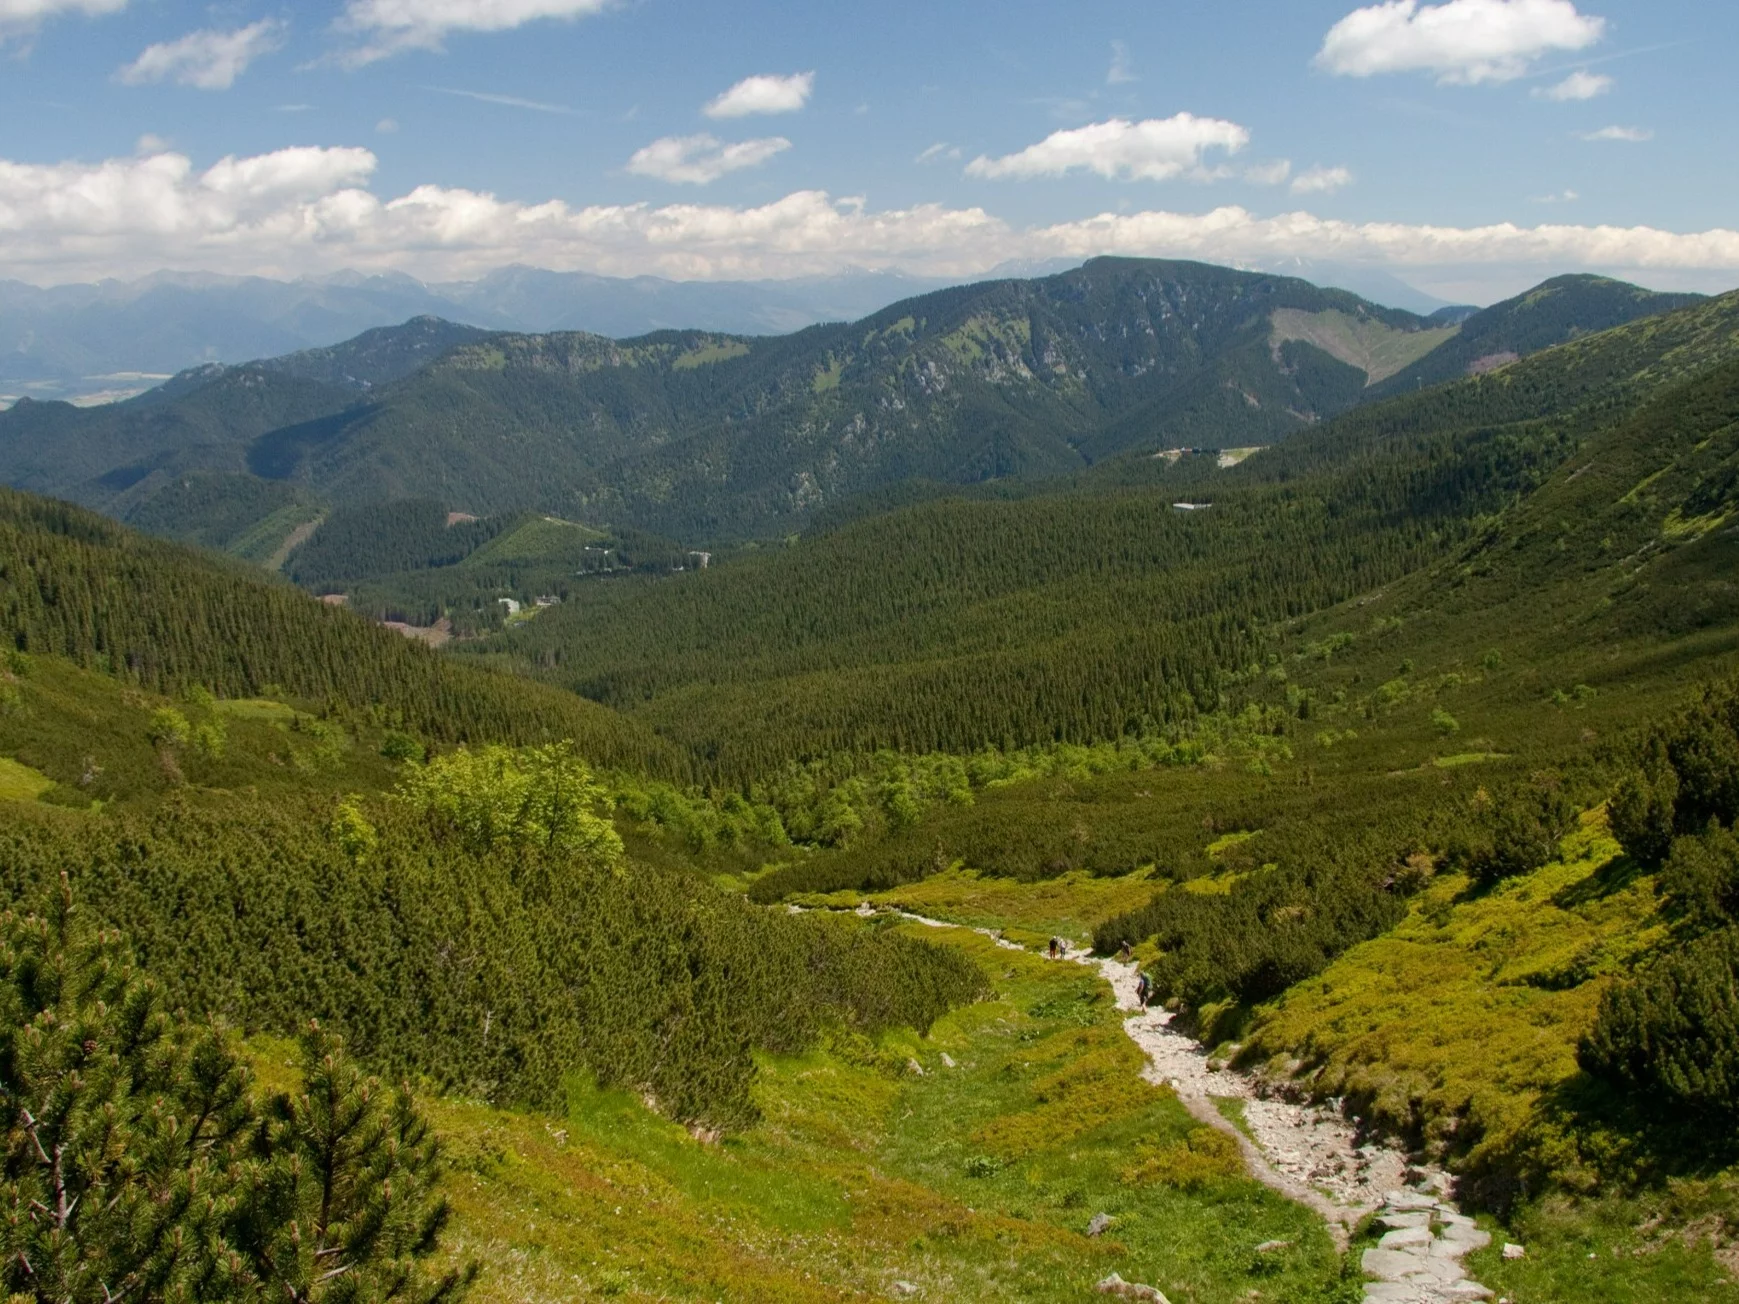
[0,259,1697,551]
[0,266,964,406]
[0,259,1465,408]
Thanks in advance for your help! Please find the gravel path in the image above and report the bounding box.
[894,911,1495,1301]
[807,903,1497,1301]
[1085,946,1494,1300]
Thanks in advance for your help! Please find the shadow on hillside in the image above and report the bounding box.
[1464,1071,1739,1214]
[1552,853,1648,909]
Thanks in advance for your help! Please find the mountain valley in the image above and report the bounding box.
[0,258,1735,1303]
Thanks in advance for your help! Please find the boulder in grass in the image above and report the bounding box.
[1094,1272,1170,1302]
[1087,1212,1114,1237]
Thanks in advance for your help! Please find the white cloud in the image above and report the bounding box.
[119,19,285,90]
[1531,189,1579,202]
[376,118,399,134]
[1292,165,1355,195]
[1581,124,1651,141]
[626,134,791,186]
[1533,69,1611,100]
[0,0,124,41]
[916,143,962,165]
[2,145,1737,300]
[1244,160,1293,187]
[703,72,815,119]
[1107,40,1136,85]
[336,0,612,64]
[966,114,1251,183]
[1317,0,1605,85]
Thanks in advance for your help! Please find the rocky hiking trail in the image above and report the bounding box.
[881,907,1501,1304]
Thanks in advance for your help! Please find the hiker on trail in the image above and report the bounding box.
[1048,936,1061,959]
[1118,940,1133,962]
[1135,971,1151,1009]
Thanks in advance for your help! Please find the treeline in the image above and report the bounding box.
[0,788,985,1130]
[0,489,685,776]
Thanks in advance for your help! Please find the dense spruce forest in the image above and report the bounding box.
[2,261,1738,1301]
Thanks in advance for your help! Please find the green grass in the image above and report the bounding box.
[462,515,605,567]
[1465,1189,1739,1303]
[671,339,752,371]
[0,756,53,803]
[791,868,1161,945]
[212,697,300,722]
[390,926,1362,1303]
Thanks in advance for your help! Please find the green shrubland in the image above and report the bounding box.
[0,887,472,1303]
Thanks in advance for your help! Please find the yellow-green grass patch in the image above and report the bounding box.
[0,756,53,802]
[852,867,1161,940]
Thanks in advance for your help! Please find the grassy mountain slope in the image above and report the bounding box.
[1370,274,1703,398]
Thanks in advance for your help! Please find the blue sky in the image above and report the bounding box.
[1,0,1734,300]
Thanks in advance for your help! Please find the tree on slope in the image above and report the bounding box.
[0,881,474,1303]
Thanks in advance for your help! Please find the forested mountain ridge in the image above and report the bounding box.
[0,260,1459,542]
[0,487,684,775]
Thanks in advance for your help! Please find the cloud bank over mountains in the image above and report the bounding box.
[1,144,1733,301]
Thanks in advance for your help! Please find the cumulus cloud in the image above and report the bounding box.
[626,134,790,185]
[1534,69,1611,100]
[703,72,815,119]
[0,0,126,39]
[966,114,1251,183]
[1582,124,1651,141]
[119,19,286,90]
[1244,160,1294,187]
[1317,0,1605,85]
[2,145,1736,299]
[336,0,613,64]
[1292,165,1355,195]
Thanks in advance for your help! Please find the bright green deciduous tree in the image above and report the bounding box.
[398,743,622,864]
